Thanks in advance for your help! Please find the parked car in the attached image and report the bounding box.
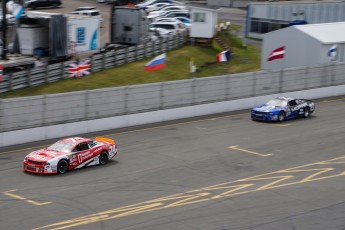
[24,0,62,10]
[136,0,173,9]
[103,0,141,5]
[149,21,187,35]
[149,27,173,39]
[145,2,173,12]
[23,136,118,174]
[155,17,191,30]
[73,6,97,12]
[148,5,187,18]
[155,17,181,23]
[162,11,190,19]
[149,10,189,20]
[251,97,315,122]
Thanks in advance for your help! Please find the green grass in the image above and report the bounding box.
[1,30,261,99]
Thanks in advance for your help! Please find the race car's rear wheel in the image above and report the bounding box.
[57,160,68,174]
[304,107,310,118]
[99,151,109,165]
[278,111,285,122]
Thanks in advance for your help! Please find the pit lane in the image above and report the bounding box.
[0,97,345,230]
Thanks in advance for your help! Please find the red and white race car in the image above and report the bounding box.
[23,137,118,174]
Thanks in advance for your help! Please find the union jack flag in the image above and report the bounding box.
[68,59,91,77]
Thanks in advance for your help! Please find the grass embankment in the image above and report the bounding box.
[1,29,261,99]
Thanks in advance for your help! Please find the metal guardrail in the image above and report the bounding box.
[1,62,345,132]
[0,34,186,94]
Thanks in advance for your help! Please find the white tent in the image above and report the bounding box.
[262,22,345,70]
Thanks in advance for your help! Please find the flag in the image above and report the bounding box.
[267,46,285,61]
[68,59,91,77]
[0,65,3,82]
[327,45,337,58]
[216,50,231,62]
[13,5,24,19]
[144,53,166,71]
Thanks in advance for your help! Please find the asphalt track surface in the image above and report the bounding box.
[1,96,345,230]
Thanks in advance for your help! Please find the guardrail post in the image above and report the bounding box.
[191,78,196,105]
[174,35,178,49]
[331,62,335,86]
[102,52,106,70]
[0,99,3,131]
[226,75,230,100]
[252,72,257,96]
[113,49,117,67]
[304,66,309,89]
[279,69,284,93]
[125,47,129,64]
[44,64,49,83]
[9,73,13,91]
[60,61,65,79]
[160,82,164,110]
[42,95,47,126]
[85,90,90,119]
[124,86,129,114]
[27,68,31,87]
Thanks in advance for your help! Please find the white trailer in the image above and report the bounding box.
[67,14,101,53]
[21,11,101,56]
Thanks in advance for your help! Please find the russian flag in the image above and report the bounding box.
[216,50,230,62]
[144,53,166,71]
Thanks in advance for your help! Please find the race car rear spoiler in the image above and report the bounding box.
[95,137,115,145]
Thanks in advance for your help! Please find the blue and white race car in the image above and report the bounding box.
[251,97,315,122]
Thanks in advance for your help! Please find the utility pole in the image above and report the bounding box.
[2,0,8,60]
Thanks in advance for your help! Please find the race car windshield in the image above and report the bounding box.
[266,99,287,107]
[47,141,74,153]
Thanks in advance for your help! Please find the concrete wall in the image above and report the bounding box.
[1,84,345,147]
[1,62,345,133]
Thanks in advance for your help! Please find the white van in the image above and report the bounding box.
[149,21,187,35]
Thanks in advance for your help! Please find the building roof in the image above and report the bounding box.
[295,22,345,44]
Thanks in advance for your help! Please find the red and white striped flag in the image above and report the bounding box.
[267,46,285,61]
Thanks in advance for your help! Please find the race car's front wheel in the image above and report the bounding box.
[278,111,285,122]
[57,160,68,174]
[304,107,310,118]
[99,151,109,165]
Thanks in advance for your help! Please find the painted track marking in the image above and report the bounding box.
[229,145,273,157]
[2,189,52,206]
[32,155,345,230]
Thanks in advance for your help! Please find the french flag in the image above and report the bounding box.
[216,50,230,62]
[267,46,285,61]
[144,53,166,71]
